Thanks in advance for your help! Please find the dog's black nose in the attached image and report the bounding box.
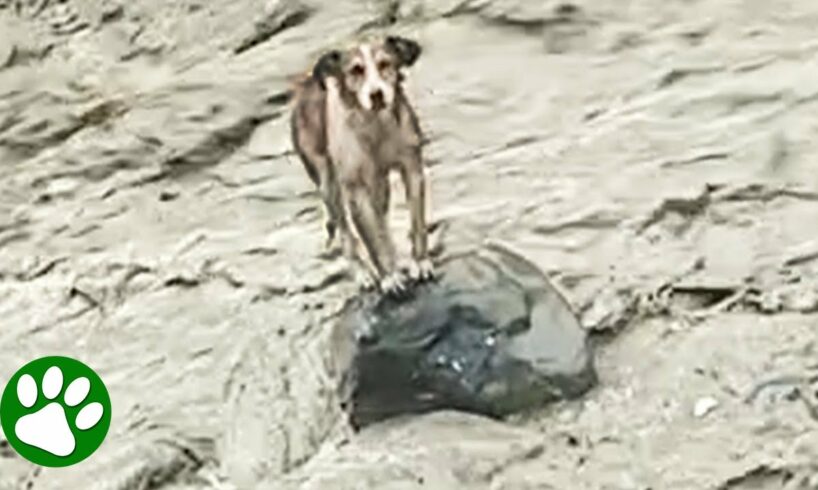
[370,90,385,109]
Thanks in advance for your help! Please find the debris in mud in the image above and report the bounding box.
[693,396,719,418]
[637,184,717,234]
[331,242,596,429]
[715,464,796,490]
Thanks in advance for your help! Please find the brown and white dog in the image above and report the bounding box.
[290,35,434,295]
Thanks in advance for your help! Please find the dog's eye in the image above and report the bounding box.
[377,60,391,71]
[350,64,365,77]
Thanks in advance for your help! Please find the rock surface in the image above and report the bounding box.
[1,0,818,488]
[334,242,596,428]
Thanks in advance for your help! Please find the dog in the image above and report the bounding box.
[290,35,434,295]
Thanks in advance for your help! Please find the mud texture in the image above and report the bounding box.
[1,0,818,488]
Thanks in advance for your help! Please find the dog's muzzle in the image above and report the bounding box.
[369,89,386,111]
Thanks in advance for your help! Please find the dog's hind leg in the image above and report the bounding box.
[293,145,340,251]
[316,160,343,251]
[290,97,341,250]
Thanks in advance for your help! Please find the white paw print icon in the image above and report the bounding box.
[15,366,104,457]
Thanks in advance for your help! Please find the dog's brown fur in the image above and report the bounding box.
[290,36,433,294]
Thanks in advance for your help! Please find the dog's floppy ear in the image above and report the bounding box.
[386,36,422,67]
[312,50,342,89]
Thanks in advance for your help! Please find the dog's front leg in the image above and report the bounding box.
[338,225,379,291]
[342,179,406,295]
[401,152,434,282]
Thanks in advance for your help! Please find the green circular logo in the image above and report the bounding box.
[0,356,111,467]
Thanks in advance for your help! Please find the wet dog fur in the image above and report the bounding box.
[290,35,434,295]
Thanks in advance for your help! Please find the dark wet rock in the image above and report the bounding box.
[332,242,597,428]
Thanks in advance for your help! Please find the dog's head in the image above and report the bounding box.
[312,36,422,112]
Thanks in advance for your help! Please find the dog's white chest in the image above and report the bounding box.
[325,84,403,171]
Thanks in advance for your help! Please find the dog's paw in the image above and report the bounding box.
[354,269,378,292]
[408,258,435,282]
[379,271,408,296]
[323,234,336,251]
[318,237,343,260]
